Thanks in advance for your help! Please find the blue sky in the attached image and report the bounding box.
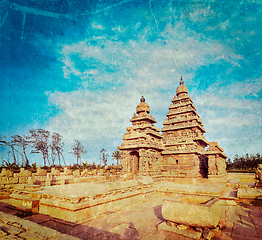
[0,0,261,166]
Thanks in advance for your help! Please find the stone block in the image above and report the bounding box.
[1,224,24,235]
[36,167,47,176]
[19,168,32,177]
[123,173,134,180]
[28,177,35,185]
[0,229,7,237]
[0,176,18,184]
[162,195,220,228]
[0,168,14,177]
[63,167,72,175]
[73,170,80,177]
[51,168,60,176]
[202,227,220,240]
[45,178,51,187]
[138,176,153,185]
[19,176,30,184]
[60,177,65,185]
[81,169,89,177]
[157,221,202,239]
[237,188,262,199]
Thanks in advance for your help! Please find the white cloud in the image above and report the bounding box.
[47,22,250,163]
[47,89,137,142]
[58,22,243,94]
[193,78,262,158]
[92,22,104,30]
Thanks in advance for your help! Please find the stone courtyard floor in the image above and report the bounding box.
[0,196,262,240]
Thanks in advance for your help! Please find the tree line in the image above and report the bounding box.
[0,129,122,169]
[0,129,86,168]
[226,153,262,170]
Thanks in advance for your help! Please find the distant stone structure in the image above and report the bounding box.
[118,77,227,181]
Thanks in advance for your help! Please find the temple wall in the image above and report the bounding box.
[161,154,201,178]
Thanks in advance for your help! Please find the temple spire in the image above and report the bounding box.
[140,96,145,103]
[179,76,184,85]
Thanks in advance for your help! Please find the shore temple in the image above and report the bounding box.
[118,77,227,182]
[1,78,262,240]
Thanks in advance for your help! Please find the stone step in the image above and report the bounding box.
[219,186,238,205]
[226,177,239,187]
[220,187,238,200]
[7,204,32,217]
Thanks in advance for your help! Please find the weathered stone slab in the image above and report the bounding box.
[51,168,60,176]
[73,170,80,177]
[35,167,47,176]
[0,168,14,177]
[237,188,262,199]
[40,180,139,198]
[157,221,202,239]
[19,168,32,177]
[156,183,225,197]
[0,176,18,184]
[37,180,156,223]
[162,195,221,228]
[138,176,153,185]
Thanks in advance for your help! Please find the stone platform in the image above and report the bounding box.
[38,179,156,224]
[1,194,262,239]
[3,172,262,239]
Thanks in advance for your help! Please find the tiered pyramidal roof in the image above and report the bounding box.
[119,96,163,151]
[161,76,209,155]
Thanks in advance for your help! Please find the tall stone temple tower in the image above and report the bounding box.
[118,77,227,182]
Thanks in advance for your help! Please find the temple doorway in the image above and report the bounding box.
[199,155,208,178]
[129,151,139,174]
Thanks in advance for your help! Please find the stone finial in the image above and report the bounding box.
[140,96,145,102]
[180,76,184,85]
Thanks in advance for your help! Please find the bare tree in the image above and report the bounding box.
[50,132,64,166]
[0,135,22,165]
[28,129,50,166]
[71,140,87,166]
[100,149,109,166]
[11,135,31,167]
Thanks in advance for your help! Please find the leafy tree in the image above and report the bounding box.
[11,134,31,167]
[81,162,89,168]
[229,153,262,170]
[112,150,122,166]
[28,129,50,166]
[71,140,87,165]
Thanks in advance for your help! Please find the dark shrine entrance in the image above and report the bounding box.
[199,155,208,178]
[129,151,139,174]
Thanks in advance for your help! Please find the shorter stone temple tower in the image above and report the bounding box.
[118,96,164,176]
[118,77,227,182]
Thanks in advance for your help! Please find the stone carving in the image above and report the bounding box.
[18,168,32,177]
[35,167,47,176]
[50,168,60,176]
[64,167,72,176]
[73,170,80,177]
[0,168,14,177]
